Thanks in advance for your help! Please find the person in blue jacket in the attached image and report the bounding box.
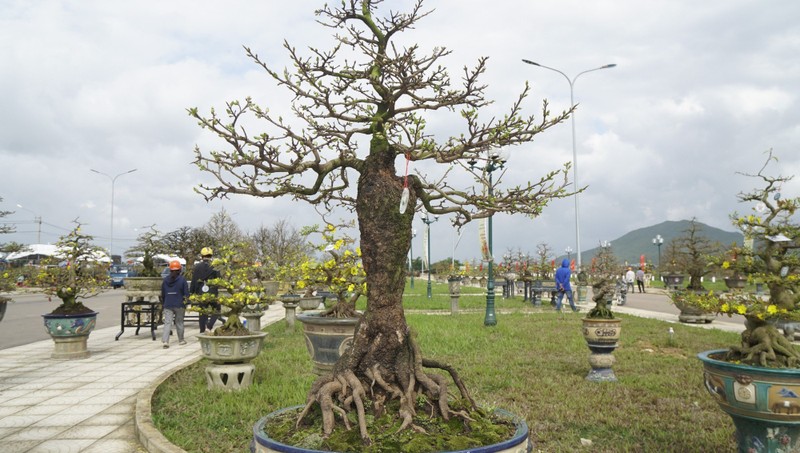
[554,258,578,313]
[161,260,189,348]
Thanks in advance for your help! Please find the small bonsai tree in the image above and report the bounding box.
[36,222,109,314]
[189,242,268,336]
[587,243,619,319]
[294,221,365,318]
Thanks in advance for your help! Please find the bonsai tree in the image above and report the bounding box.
[189,242,268,336]
[670,218,724,291]
[702,150,800,367]
[36,222,109,314]
[295,221,365,318]
[190,0,573,441]
[587,243,619,319]
[126,225,165,277]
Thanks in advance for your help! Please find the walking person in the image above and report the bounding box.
[554,259,578,313]
[161,260,189,348]
[624,267,635,293]
[190,247,220,334]
[636,267,646,293]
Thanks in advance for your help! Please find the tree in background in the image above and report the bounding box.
[250,219,311,279]
[160,226,214,277]
[190,0,572,440]
[125,225,165,277]
[535,242,554,278]
[669,218,723,290]
[202,208,244,250]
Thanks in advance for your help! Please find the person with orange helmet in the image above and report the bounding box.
[161,259,189,348]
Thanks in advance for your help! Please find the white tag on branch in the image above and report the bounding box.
[399,187,410,214]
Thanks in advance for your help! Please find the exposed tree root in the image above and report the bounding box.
[726,323,800,367]
[296,329,477,444]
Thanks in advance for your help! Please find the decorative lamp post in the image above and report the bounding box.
[15,204,42,244]
[469,151,508,326]
[521,59,616,274]
[409,229,417,289]
[652,234,664,270]
[421,214,439,298]
[565,246,573,263]
[90,168,137,257]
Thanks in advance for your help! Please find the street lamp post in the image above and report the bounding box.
[15,204,42,244]
[421,215,439,298]
[469,152,507,326]
[652,234,664,270]
[90,168,137,257]
[409,229,417,289]
[521,59,616,274]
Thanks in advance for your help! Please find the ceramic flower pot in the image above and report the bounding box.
[42,311,98,359]
[699,349,800,452]
[581,317,622,382]
[251,406,531,453]
[296,311,360,375]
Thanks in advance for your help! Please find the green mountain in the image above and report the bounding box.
[559,220,743,269]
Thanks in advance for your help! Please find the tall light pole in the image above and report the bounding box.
[521,59,616,273]
[469,152,507,326]
[90,168,137,257]
[652,234,664,271]
[409,229,417,289]
[421,215,439,298]
[15,204,42,244]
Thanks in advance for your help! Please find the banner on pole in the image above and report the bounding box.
[479,218,492,262]
[422,227,429,271]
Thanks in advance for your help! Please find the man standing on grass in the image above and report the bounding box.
[554,259,578,313]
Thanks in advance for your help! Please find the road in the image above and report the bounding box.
[0,289,137,350]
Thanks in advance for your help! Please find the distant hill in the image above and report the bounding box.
[557,220,743,268]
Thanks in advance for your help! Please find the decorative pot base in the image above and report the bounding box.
[678,312,715,324]
[205,363,256,391]
[51,335,91,360]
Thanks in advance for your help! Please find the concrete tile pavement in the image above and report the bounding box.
[0,304,287,453]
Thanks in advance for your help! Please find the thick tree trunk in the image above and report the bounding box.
[348,136,414,374]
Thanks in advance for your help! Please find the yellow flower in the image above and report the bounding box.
[721,261,730,269]
[720,303,730,313]
[735,305,747,315]
[767,305,778,315]
[347,284,355,292]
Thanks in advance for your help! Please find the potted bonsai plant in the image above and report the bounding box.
[582,242,622,382]
[668,290,717,324]
[36,222,109,359]
[190,242,269,390]
[294,221,365,375]
[697,150,800,451]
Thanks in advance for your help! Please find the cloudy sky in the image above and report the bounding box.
[1,0,799,266]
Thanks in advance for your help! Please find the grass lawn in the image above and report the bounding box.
[152,281,738,452]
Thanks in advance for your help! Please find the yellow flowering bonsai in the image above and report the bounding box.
[36,222,109,315]
[698,150,800,367]
[189,242,270,335]
[293,221,365,318]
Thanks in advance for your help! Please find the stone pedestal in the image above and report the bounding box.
[283,303,298,329]
[243,312,263,332]
[205,363,256,390]
[51,335,91,360]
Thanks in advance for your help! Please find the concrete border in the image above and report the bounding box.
[135,355,203,453]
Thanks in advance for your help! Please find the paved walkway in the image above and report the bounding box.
[0,305,287,453]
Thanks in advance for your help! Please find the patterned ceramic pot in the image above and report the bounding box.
[699,349,800,452]
[198,332,267,364]
[42,311,98,359]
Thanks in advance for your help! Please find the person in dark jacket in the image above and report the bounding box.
[190,247,219,333]
[161,260,189,348]
[554,258,578,313]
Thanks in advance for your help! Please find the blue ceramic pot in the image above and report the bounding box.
[42,311,98,337]
[699,349,800,452]
[251,406,531,453]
